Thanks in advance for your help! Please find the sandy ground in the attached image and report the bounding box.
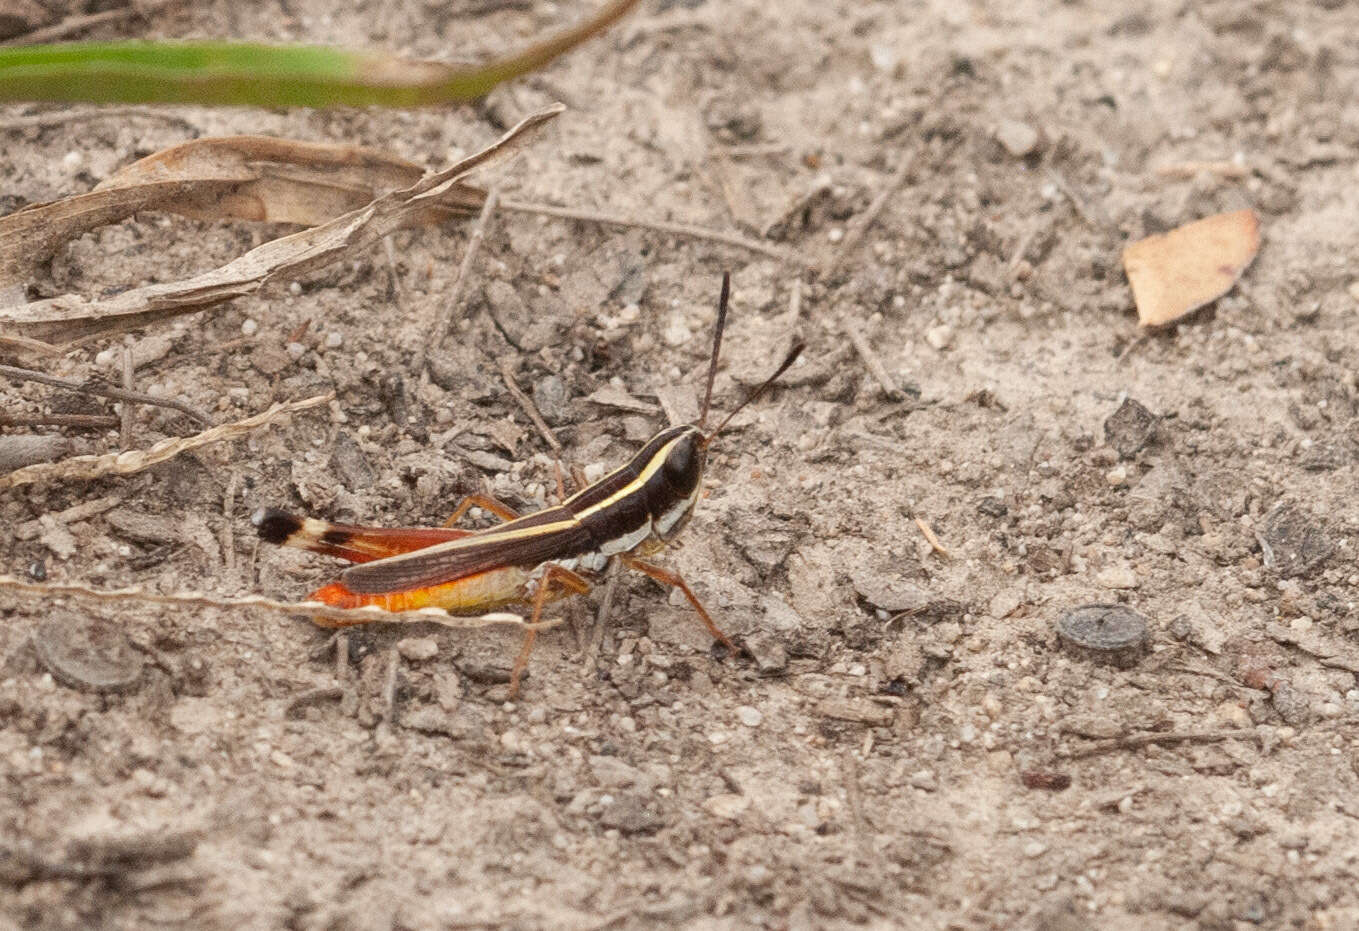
[3,0,1359,928]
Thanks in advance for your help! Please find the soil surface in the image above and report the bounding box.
[3,1,1359,928]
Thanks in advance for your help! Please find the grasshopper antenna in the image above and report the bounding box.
[704,339,804,446]
[698,272,731,431]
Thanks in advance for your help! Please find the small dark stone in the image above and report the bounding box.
[1103,397,1157,458]
[703,94,763,142]
[1260,504,1333,577]
[329,432,375,491]
[1056,603,1150,668]
[532,375,571,425]
[33,613,144,693]
[977,496,1008,518]
[596,793,665,835]
[1269,680,1312,725]
[1021,770,1072,791]
[26,560,46,581]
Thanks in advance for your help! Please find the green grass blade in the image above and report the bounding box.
[0,0,638,108]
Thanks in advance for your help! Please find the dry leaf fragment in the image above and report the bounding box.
[96,135,484,226]
[0,105,560,348]
[0,135,485,289]
[1122,209,1261,326]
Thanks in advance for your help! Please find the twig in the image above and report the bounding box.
[0,106,197,134]
[0,334,62,356]
[0,2,161,47]
[334,634,350,682]
[220,470,239,574]
[285,686,345,718]
[500,359,562,455]
[914,517,951,558]
[788,277,805,325]
[382,235,411,317]
[421,185,500,369]
[1060,727,1257,760]
[1045,167,1109,229]
[1115,331,1149,364]
[0,393,326,490]
[0,363,210,425]
[1155,159,1250,180]
[822,149,916,279]
[499,198,797,264]
[1007,226,1038,271]
[0,412,118,429]
[841,750,870,854]
[14,494,121,541]
[584,560,622,669]
[381,649,401,727]
[120,347,134,449]
[842,319,904,400]
[0,574,561,631]
[713,142,792,159]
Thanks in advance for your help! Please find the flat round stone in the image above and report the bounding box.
[1056,604,1150,668]
[34,614,144,693]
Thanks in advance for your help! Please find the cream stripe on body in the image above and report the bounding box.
[569,433,687,520]
[356,433,687,572]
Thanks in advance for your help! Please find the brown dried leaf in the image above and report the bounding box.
[96,135,484,226]
[1122,209,1261,327]
[0,137,480,288]
[0,105,560,347]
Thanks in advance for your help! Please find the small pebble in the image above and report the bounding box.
[289,282,302,296]
[1056,603,1150,668]
[285,341,306,361]
[827,228,845,243]
[869,43,899,73]
[1104,398,1157,458]
[1023,840,1048,858]
[736,706,763,727]
[663,319,691,347]
[995,120,1040,158]
[241,319,259,337]
[62,150,83,171]
[324,331,343,349]
[396,637,438,662]
[925,324,954,350]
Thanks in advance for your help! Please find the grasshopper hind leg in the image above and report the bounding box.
[442,492,521,528]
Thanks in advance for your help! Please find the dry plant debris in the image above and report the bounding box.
[0,392,329,489]
[1121,208,1262,326]
[0,575,557,631]
[0,134,485,286]
[0,105,562,348]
